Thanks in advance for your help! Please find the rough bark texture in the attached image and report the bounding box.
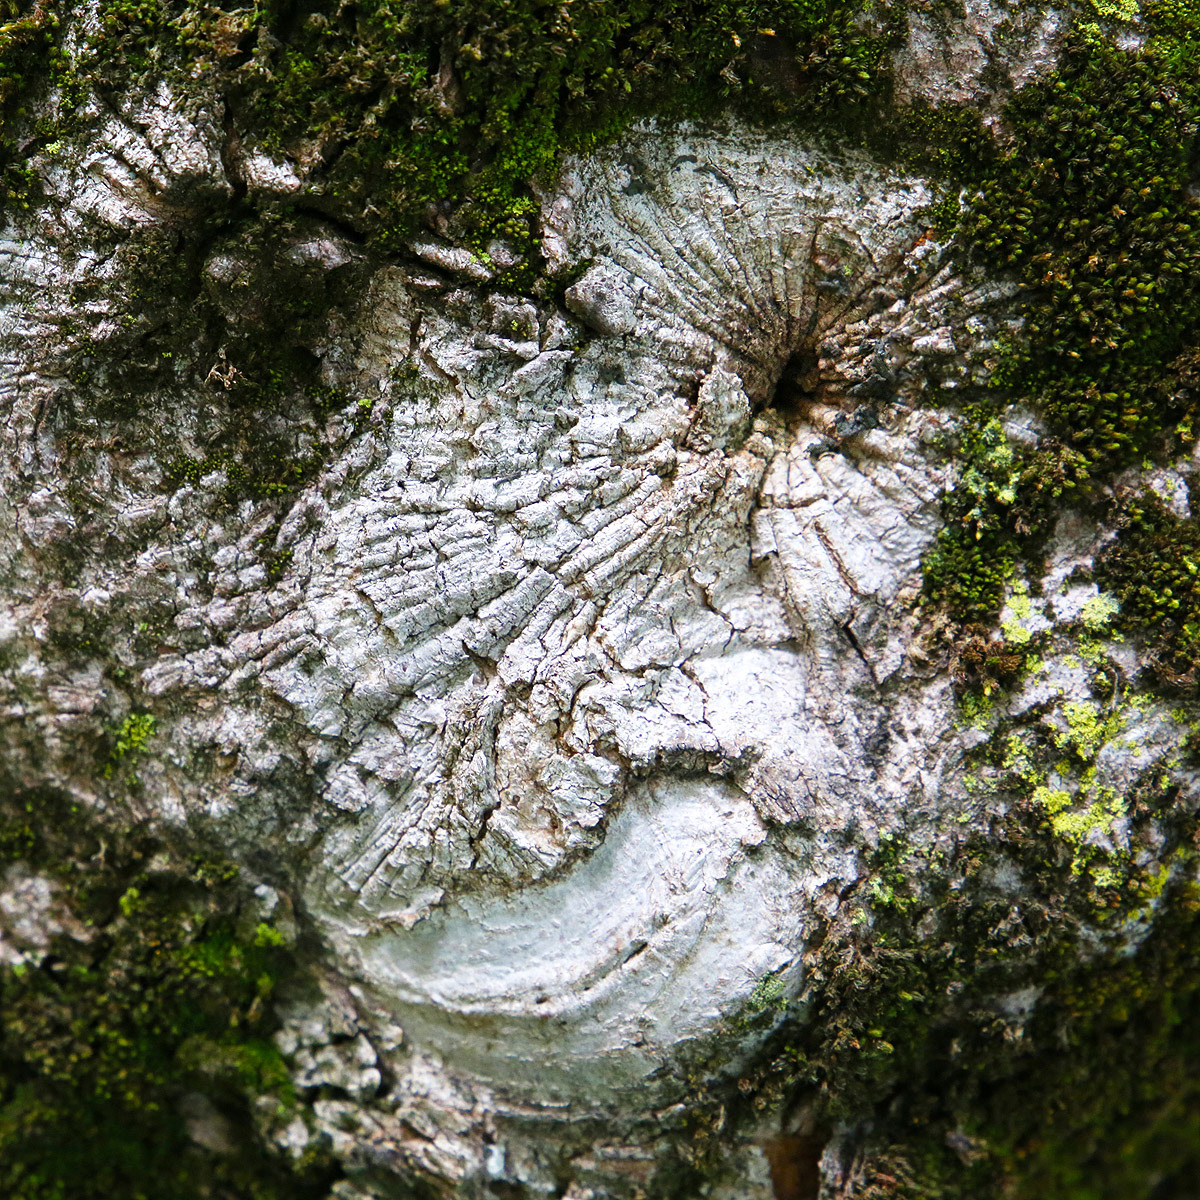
[2,2,1200,1199]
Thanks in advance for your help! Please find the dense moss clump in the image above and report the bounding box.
[923,28,1200,662]
[0,0,57,209]
[960,39,1200,465]
[1099,490,1200,687]
[0,787,338,1200]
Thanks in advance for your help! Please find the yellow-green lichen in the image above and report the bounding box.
[1001,613,1033,646]
[1055,700,1126,761]
[958,689,995,729]
[1035,782,1126,866]
[1003,733,1042,786]
[1081,592,1120,632]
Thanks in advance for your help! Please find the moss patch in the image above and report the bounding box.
[0,0,57,211]
[3,0,902,242]
[917,26,1200,689]
[0,785,338,1200]
[956,38,1200,467]
[1098,490,1200,686]
[220,0,899,246]
[709,805,1200,1200]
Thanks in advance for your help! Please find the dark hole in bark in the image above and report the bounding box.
[230,28,259,67]
[763,1134,826,1200]
[766,348,820,415]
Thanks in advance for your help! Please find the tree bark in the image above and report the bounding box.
[2,3,1198,1199]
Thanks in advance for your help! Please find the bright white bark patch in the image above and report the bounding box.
[260,125,982,1111]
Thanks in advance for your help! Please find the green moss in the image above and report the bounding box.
[1090,0,1141,21]
[225,0,895,244]
[1098,491,1200,685]
[868,832,918,915]
[164,451,315,503]
[923,418,1084,623]
[4,0,900,241]
[919,25,1200,644]
[252,922,287,949]
[0,785,337,1200]
[747,971,787,1014]
[959,39,1200,463]
[111,712,156,758]
[103,713,157,784]
[982,894,1200,1199]
[0,0,58,210]
[724,821,1200,1200]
